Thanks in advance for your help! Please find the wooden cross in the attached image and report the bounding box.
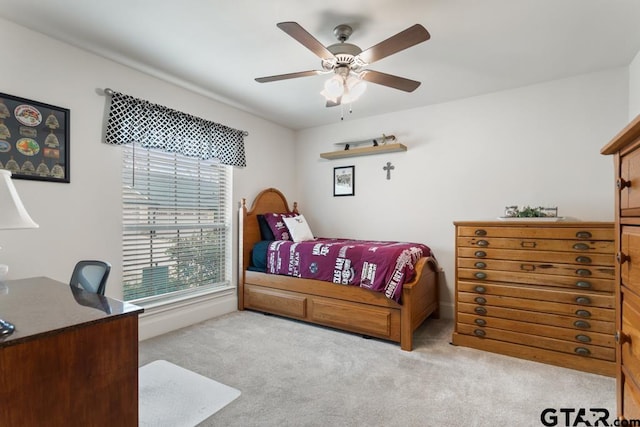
[383,162,394,180]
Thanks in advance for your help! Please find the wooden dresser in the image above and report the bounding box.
[452,220,615,376]
[601,115,640,419]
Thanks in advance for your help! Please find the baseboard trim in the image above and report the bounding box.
[139,290,237,341]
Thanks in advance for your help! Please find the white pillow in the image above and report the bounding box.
[283,214,315,242]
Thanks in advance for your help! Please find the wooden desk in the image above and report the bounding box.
[0,277,143,426]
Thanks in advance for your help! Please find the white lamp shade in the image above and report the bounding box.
[323,76,345,98]
[342,77,367,104]
[0,170,39,229]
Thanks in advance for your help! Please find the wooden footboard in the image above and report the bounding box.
[238,188,440,351]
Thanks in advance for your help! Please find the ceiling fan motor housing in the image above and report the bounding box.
[324,25,365,71]
[324,42,363,71]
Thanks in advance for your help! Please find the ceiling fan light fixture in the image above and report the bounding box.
[343,76,367,103]
[319,89,339,104]
[323,75,345,98]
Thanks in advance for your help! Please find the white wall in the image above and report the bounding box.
[629,49,640,120]
[295,69,628,318]
[0,18,296,338]
[2,16,634,335]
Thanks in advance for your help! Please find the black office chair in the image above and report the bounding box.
[69,260,111,295]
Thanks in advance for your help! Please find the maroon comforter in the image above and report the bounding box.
[266,238,432,302]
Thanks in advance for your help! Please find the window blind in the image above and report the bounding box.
[122,144,232,304]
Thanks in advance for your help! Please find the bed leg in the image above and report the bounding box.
[400,335,413,351]
[400,305,413,351]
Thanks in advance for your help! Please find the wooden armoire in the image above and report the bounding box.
[601,114,640,420]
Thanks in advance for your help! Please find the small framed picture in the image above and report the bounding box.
[334,165,355,197]
[0,92,70,183]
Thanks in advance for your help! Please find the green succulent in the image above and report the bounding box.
[516,206,546,217]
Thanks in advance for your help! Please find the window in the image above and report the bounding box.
[121,144,232,304]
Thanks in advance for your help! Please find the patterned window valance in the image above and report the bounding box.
[104,89,247,167]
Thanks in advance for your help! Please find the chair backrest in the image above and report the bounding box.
[69,260,111,295]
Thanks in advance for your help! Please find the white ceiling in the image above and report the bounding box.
[1,0,640,130]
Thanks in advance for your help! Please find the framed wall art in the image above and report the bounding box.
[334,165,355,197]
[0,93,70,183]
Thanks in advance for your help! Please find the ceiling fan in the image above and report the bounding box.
[255,22,430,107]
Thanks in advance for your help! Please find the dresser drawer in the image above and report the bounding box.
[457,247,614,266]
[458,281,614,308]
[457,269,614,292]
[456,323,615,361]
[457,225,614,240]
[457,257,614,279]
[622,226,640,297]
[620,147,640,213]
[457,292,614,321]
[457,302,615,334]
[621,287,640,393]
[457,312,614,347]
[457,236,614,254]
[623,379,640,421]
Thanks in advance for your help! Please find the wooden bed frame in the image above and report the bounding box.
[238,188,441,351]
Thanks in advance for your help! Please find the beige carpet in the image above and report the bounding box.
[139,311,615,426]
[139,360,241,427]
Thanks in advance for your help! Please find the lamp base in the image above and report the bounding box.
[0,318,15,336]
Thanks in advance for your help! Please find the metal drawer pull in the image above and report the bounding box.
[575,269,591,277]
[474,272,487,280]
[474,251,487,258]
[574,320,590,329]
[520,241,536,248]
[474,307,487,315]
[575,334,591,343]
[474,285,486,293]
[575,256,592,264]
[474,318,486,326]
[575,231,592,239]
[573,243,590,251]
[476,240,489,247]
[474,262,486,269]
[575,309,591,318]
[617,252,630,265]
[575,281,591,289]
[473,329,486,337]
[475,229,487,236]
[575,296,591,305]
[474,297,487,304]
[574,347,591,356]
[617,177,631,190]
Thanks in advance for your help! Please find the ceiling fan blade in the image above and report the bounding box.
[277,21,336,60]
[255,70,324,83]
[356,24,430,65]
[360,70,421,92]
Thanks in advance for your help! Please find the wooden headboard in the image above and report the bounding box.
[238,188,298,299]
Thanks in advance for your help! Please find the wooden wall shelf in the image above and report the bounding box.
[320,143,407,160]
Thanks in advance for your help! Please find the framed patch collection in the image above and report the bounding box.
[0,93,70,183]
